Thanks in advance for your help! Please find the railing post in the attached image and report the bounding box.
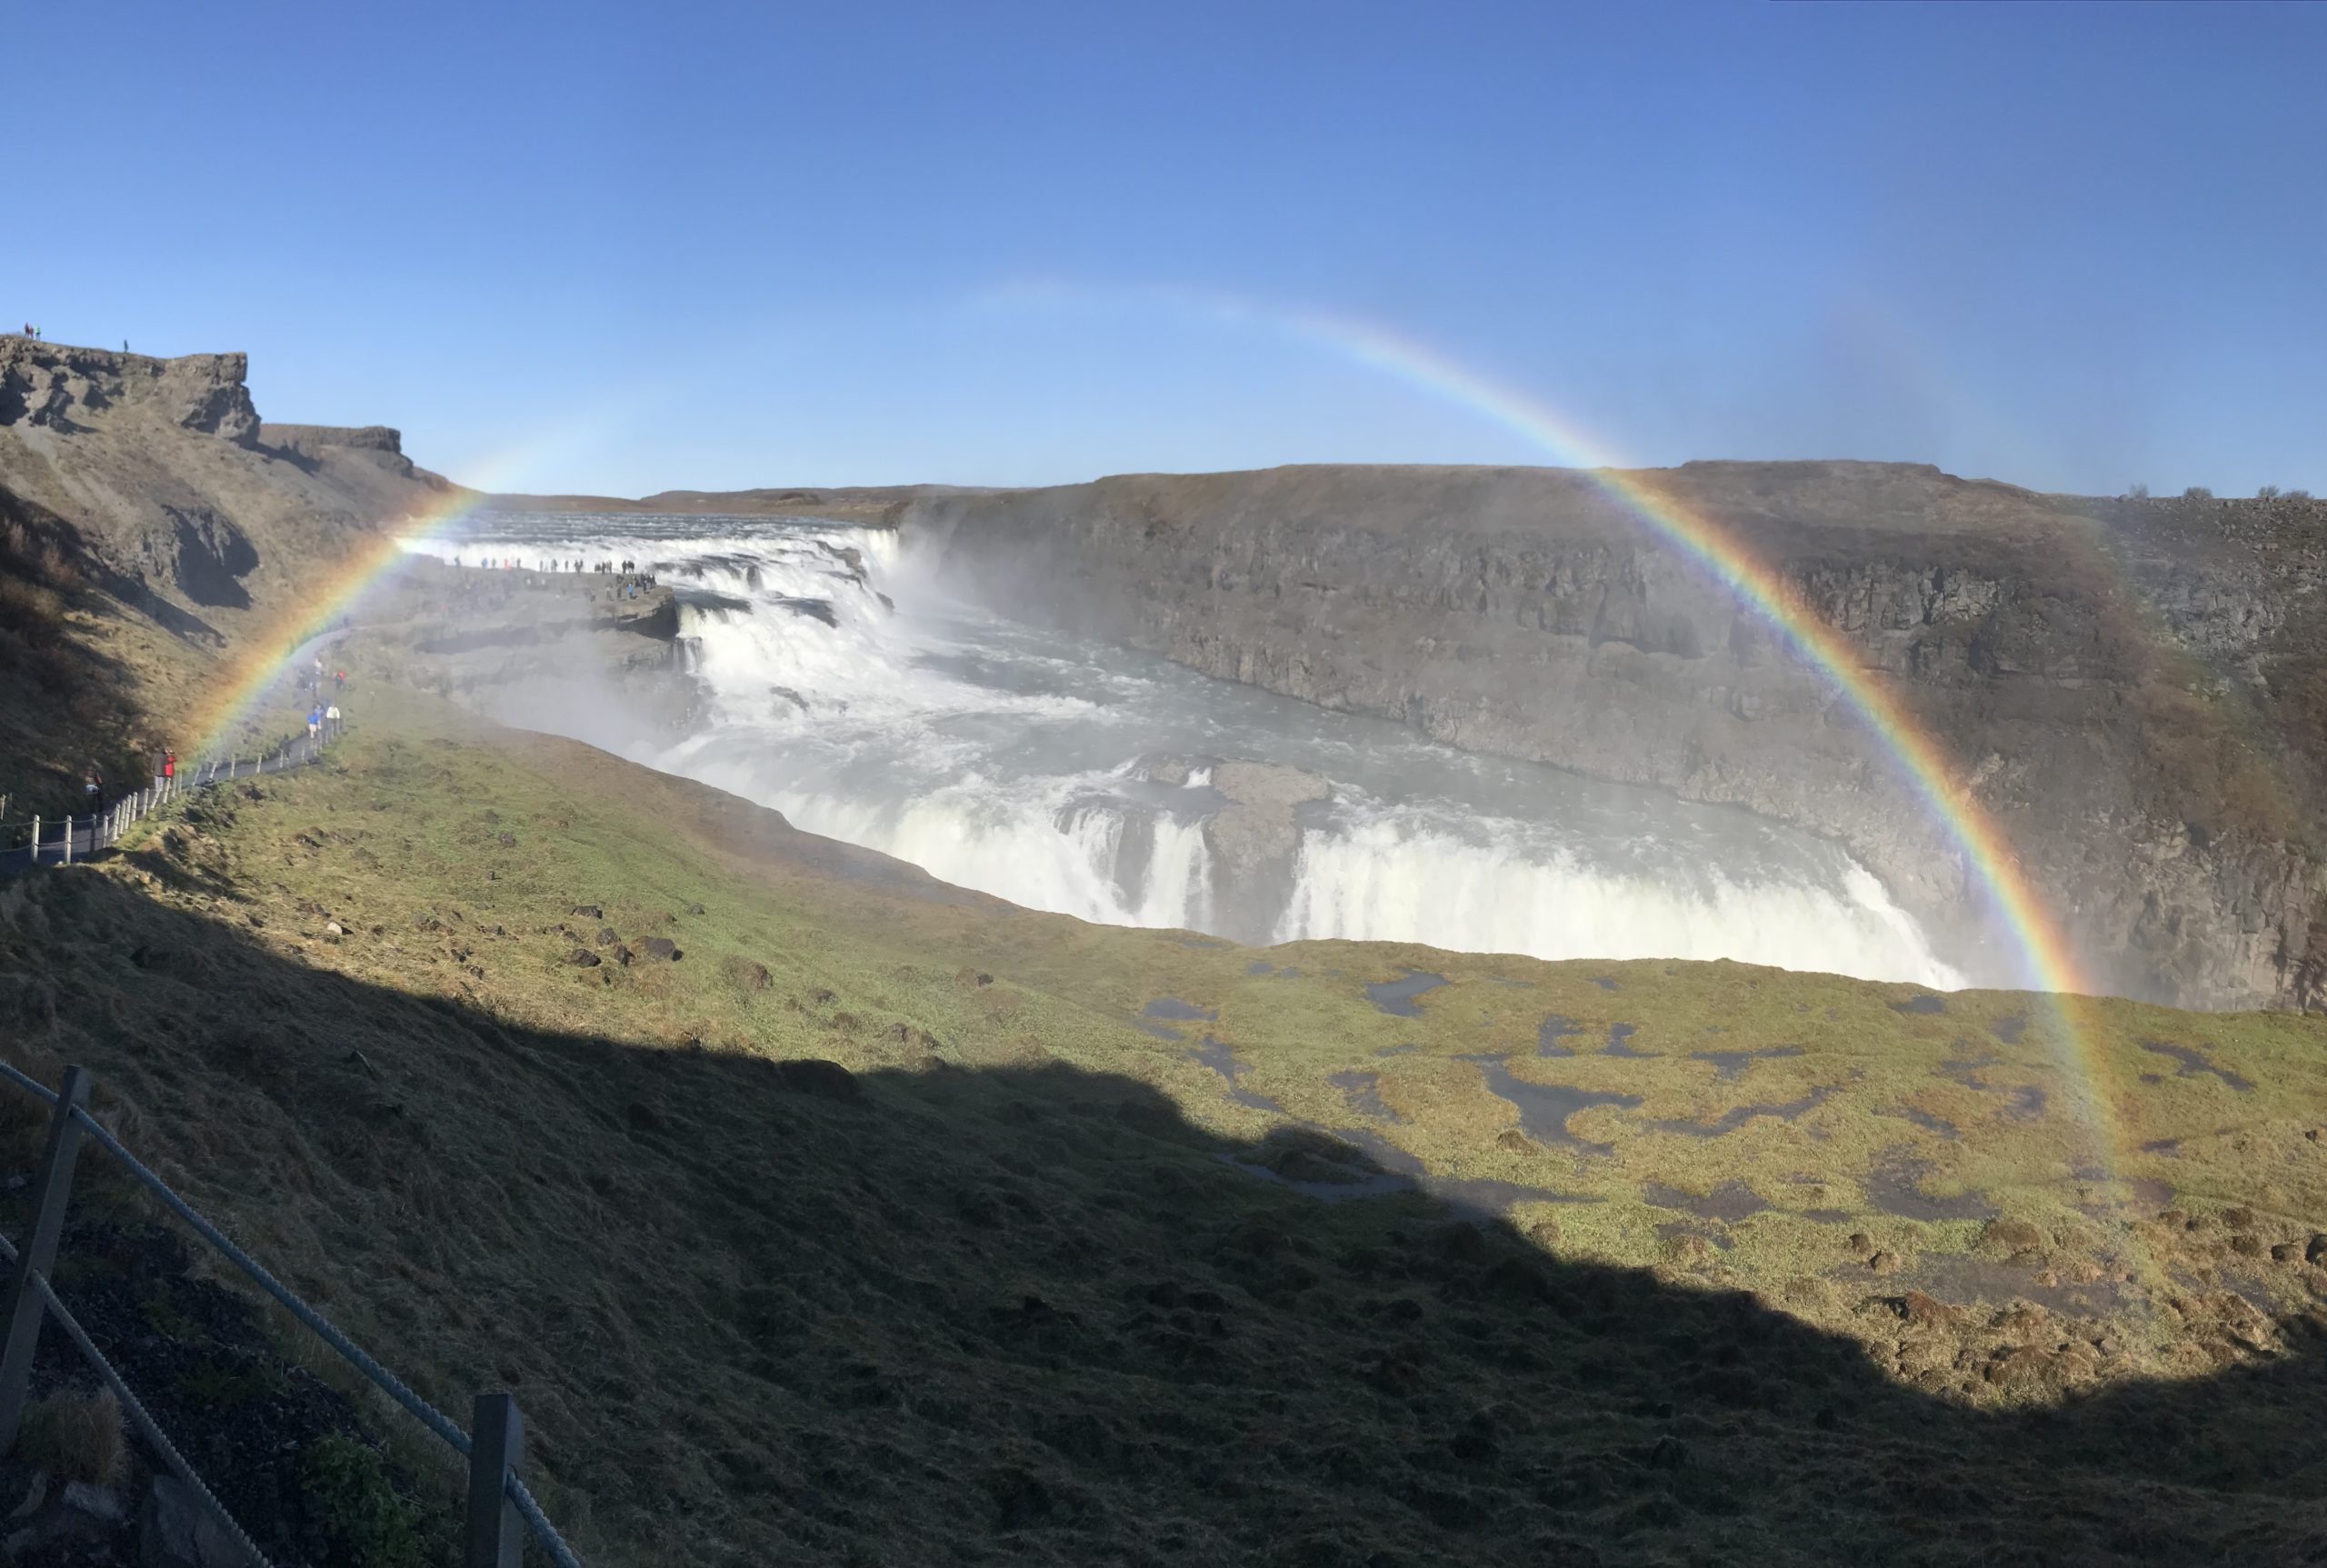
[0,1065,90,1450]
[28,817,37,869]
[464,1392,524,1568]
[59,816,71,866]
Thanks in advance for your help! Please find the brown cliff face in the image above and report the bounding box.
[0,339,260,442]
[896,463,2327,1010]
[0,338,462,814]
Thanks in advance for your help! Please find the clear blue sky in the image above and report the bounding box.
[17,2,2323,496]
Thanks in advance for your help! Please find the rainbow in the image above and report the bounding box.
[985,281,2128,1172]
[184,484,504,758]
[186,289,2124,1177]
[1299,311,2095,1005]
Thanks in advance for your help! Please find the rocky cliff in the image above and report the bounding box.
[0,337,461,813]
[895,464,2327,1010]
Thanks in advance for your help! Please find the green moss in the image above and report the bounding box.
[300,1433,444,1568]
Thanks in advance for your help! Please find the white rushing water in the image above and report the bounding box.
[409,514,1971,987]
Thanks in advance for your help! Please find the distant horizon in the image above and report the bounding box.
[18,328,2296,504]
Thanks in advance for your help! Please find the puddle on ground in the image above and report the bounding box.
[1603,1023,1656,1058]
[1589,976,1620,991]
[1650,1085,1835,1137]
[1642,1180,1771,1222]
[1991,1014,2026,1044]
[2128,1175,2172,1210]
[1891,994,1947,1015]
[1327,1069,1404,1124]
[1222,1154,1420,1204]
[1229,1125,1602,1218]
[1460,1054,1643,1154]
[1799,1208,1853,1224]
[1144,998,1218,1021]
[1189,1035,1286,1114]
[1865,1150,1997,1221]
[1894,1253,2132,1317]
[2138,1040,2254,1093]
[1688,1044,1803,1081]
[1882,1106,1960,1140]
[1366,970,1449,1016]
[1940,1054,2000,1088]
[1939,1055,2048,1122]
[2140,1137,2180,1155]
[1245,961,1304,978]
[1536,1015,1584,1058]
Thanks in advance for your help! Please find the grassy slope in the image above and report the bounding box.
[1,686,2323,1565]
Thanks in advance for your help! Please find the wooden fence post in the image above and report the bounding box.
[464,1391,524,1568]
[0,1066,90,1449]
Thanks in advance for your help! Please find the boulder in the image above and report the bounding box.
[138,1474,241,1567]
[638,936,680,962]
[1200,760,1330,944]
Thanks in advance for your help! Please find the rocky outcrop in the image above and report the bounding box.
[0,339,258,443]
[898,463,2327,1009]
[1200,760,1331,943]
[0,339,463,813]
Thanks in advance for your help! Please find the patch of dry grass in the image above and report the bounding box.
[0,686,2319,1565]
[19,1383,125,1487]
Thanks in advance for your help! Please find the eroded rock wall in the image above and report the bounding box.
[896,463,2327,1009]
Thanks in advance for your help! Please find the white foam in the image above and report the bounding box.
[411,512,1980,984]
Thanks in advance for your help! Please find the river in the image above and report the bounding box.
[408,513,1971,987]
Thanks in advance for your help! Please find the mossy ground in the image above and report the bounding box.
[0,685,2322,1564]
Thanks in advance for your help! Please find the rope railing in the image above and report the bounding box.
[0,1060,584,1567]
[16,1252,275,1568]
[0,718,345,875]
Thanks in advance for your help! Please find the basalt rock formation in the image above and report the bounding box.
[895,464,2327,1010]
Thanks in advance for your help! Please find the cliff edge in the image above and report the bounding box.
[896,463,2327,1010]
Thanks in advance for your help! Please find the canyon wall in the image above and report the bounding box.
[895,462,2327,1009]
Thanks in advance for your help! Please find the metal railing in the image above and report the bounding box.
[0,1062,584,1567]
[0,719,344,876]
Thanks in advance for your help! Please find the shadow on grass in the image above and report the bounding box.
[0,874,2323,1567]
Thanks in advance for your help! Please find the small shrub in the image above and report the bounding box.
[2124,483,2150,499]
[2289,489,2313,501]
[2257,484,2282,500]
[301,1433,441,1568]
[19,1384,125,1486]
[2183,485,2214,501]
